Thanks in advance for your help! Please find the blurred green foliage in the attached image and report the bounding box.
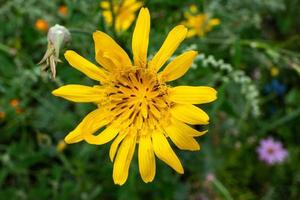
[0,0,300,199]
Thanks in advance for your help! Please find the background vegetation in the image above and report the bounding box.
[0,0,299,199]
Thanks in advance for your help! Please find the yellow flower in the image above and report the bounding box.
[182,6,220,38]
[270,66,279,77]
[52,8,217,185]
[100,0,143,33]
[189,4,198,14]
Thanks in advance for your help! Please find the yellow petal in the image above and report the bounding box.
[159,50,197,82]
[149,25,187,72]
[138,135,156,183]
[109,132,127,161]
[209,18,220,26]
[116,14,135,32]
[85,124,120,145]
[125,1,143,12]
[164,125,200,151]
[169,86,217,104]
[52,85,105,103]
[171,118,207,137]
[64,108,104,144]
[93,31,132,71]
[64,50,108,82]
[187,29,197,38]
[102,10,112,24]
[64,125,84,144]
[100,1,110,9]
[152,132,184,174]
[132,7,150,67]
[113,135,136,185]
[170,104,209,125]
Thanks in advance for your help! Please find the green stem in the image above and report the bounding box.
[201,37,300,58]
[57,153,76,175]
[68,28,91,36]
[212,178,234,200]
[0,43,16,55]
[108,0,117,37]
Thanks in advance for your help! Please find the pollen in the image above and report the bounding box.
[105,68,170,139]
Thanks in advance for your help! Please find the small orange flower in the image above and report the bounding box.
[10,99,23,113]
[0,111,5,120]
[15,108,23,114]
[35,19,49,32]
[58,5,68,16]
[10,99,20,107]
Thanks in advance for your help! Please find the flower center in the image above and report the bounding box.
[267,147,274,154]
[105,68,170,136]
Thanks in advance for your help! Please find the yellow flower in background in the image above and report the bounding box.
[182,5,220,38]
[52,8,217,185]
[189,4,198,14]
[270,66,279,77]
[100,0,143,33]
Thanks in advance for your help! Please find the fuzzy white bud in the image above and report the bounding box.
[47,24,71,45]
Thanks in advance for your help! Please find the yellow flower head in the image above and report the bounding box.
[270,66,279,77]
[189,4,198,14]
[100,0,143,33]
[182,6,220,38]
[52,8,217,185]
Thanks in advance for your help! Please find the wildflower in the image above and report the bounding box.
[10,99,23,113]
[264,79,286,96]
[189,5,198,14]
[35,19,49,32]
[0,111,5,120]
[270,66,279,77]
[204,173,215,189]
[37,133,51,146]
[205,173,215,183]
[56,140,67,152]
[257,137,288,165]
[100,0,143,33]
[58,5,68,16]
[52,8,217,185]
[10,99,20,107]
[39,24,71,78]
[182,5,220,38]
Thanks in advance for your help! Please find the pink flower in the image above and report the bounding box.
[257,137,288,165]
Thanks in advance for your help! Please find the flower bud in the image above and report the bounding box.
[48,24,71,45]
[39,24,71,78]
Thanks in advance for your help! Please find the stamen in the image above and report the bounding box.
[105,68,170,139]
